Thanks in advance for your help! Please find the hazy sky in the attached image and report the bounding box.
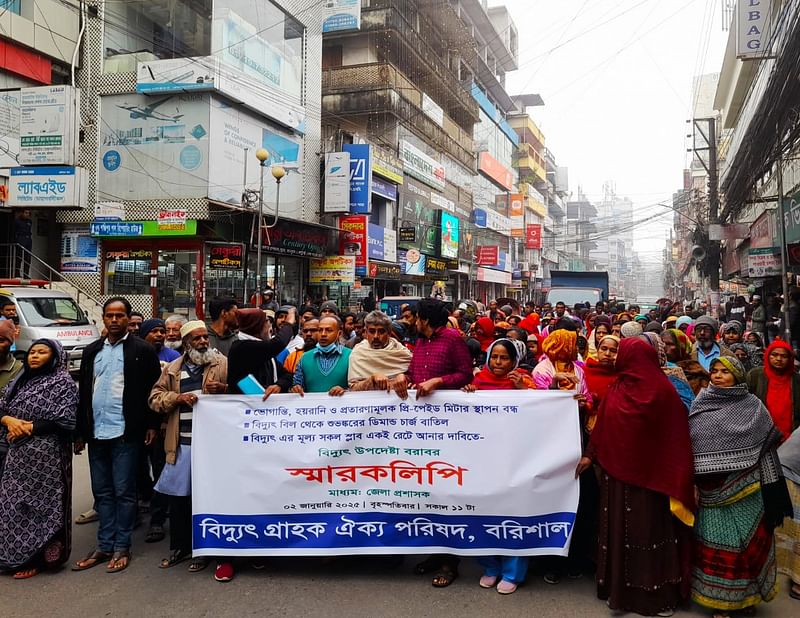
[498,0,729,262]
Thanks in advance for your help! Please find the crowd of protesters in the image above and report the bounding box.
[0,292,799,618]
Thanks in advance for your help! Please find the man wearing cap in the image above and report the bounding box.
[692,315,732,371]
[148,320,228,577]
[141,319,181,365]
[676,315,692,334]
[319,300,339,318]
[74,297,162,574]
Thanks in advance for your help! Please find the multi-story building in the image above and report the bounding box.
[590,184,634,299]
[565,192,598,273]
[321,0,519,303]
[0,0,82,268]
[3,0,325,318]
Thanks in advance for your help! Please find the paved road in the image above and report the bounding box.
[3,457,797,618]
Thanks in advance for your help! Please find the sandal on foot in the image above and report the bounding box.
[656,610,674,617]
[497,580,518,595]
[479,575,498,588]
[431,567,458,588]
[72,550,112,571]
[188,557,209,573]
[790,584,800,600]
[414,557,440,575]
[107,551,131,573]
[12,568,39,580]
[543,572,561,585]
[145,525,165,543]
[75,509,98,525]
[159,549,191,569]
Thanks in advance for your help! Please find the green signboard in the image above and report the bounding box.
[90,220,198,237]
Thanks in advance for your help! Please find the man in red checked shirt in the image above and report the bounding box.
[394,298,473,587]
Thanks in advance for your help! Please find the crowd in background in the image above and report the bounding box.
[1,292,799,618]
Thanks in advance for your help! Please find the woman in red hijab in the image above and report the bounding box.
[577,338,695,617]
[472,317,495,352]
[747,339,800,440]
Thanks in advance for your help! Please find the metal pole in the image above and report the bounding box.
[776,151,793,343]
[707,117,721,319]
[242,148,249,305]
[255,162,265,306]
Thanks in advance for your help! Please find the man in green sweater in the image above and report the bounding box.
[291,316,351,396]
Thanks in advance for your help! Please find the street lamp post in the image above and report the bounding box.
[253,147,287,307]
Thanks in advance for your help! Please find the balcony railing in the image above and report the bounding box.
[359,5,479,129]
[322,62,476,170]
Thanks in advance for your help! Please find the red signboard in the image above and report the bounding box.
[339,215,367,269]
[526,224,542,249]
[476,245,499,266]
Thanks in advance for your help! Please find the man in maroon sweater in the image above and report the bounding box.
[396,298,473,586]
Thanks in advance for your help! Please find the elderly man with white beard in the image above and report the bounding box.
[348,310,413,395]
[148,320,228,578]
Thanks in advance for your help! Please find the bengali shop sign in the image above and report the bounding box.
[191,391,580,556]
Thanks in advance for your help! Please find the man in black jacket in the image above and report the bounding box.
[73,297,161,573]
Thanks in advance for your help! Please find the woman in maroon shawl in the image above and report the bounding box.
[577,338,695,617]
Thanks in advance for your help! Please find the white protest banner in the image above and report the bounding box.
[191,390,580,557]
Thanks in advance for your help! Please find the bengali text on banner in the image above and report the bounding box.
[191,390,581,557]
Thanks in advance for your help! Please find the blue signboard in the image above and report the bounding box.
[368,223,385,260]
[90,222,144,237]
[371,176,397,201]
[343,143,372,214]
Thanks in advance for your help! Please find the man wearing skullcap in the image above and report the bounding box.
[620,321,643,339]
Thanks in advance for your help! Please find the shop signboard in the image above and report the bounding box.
[399,227,416,243]
[60,225,99,273]
[477,246,499,266]
[309,256,356,284]
[399,249,426,276]
[91,220,198,237]
[339,214,367,276]
[19,85,79,166]
[371,176,397,201]
[321,0,361,33]
[399,178,438,254]
[526,224,542,249]
[0,90,20,168]
[262,220,329,258]
[383,229,397,263]
[324,152,351,214]
[368,261,401,278]
[158,208,188,231]
[477,267,512,285]
[472,207,511,235]
[368,223,385,261]
[783,193,800,245]
[8,166,86,209]
[747,247,781,277]
[736,0,772,59]
[94,201,125,221]
[440,211,460,259]
[343,144,372,214]
[478,151,513,191]
[208,244,244,270]
[425,256,448,277]
[399,140,445,191]
[748,212,775,248]
[372,150,403,184]
[509,194,524,238]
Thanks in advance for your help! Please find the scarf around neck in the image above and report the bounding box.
[347,337,412,383]
[689,384,776,475]
[764,339,795,438]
